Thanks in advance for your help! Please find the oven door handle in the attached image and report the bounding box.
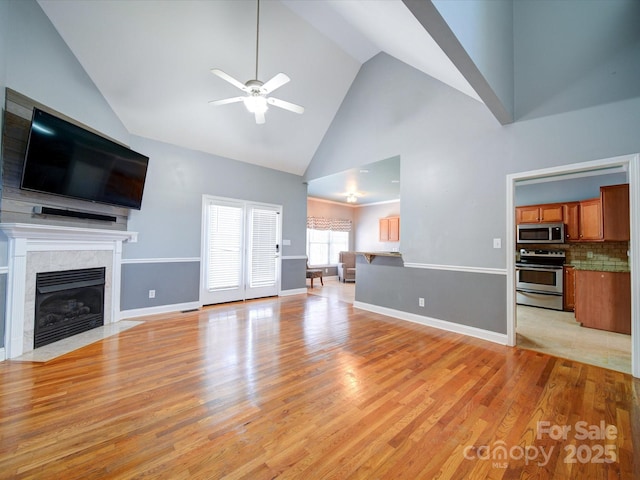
[516,288,563,296]
[515,266,563,272]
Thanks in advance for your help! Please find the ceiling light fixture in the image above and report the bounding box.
[346,193,358,203]
[243,94,268,114]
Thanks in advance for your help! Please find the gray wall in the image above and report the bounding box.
[356,261,507,334]
[0,0,7,148]
[306,48,640,334]
[282,257,306,291]
[514,0,640,120]
[4,0,130,145]
[0,0,6,349]
[125,135,307,261]
[122,135,308,306]
[0,0,130,269]
[308,52,640,269]
[121,262,200,311]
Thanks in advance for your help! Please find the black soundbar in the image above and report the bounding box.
[33,206,117,223]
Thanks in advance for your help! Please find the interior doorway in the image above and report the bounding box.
[506,154,640,378]
[514,171,632,372]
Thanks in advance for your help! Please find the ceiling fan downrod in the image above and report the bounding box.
[254,0,260,81]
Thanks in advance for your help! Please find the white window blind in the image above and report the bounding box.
[249,208,278,288]
[306,228,349,265]
[207,204,243,291]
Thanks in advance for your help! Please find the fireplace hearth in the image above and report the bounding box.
[34,267,106,348]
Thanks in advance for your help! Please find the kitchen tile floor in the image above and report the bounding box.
[516,305,631,374]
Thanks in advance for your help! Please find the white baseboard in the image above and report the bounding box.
[279,288,307,297]
[120,301,201,319]
[353,301,508,345]
[0,347,5,362]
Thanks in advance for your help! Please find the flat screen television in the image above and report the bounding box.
[21,108,149,210]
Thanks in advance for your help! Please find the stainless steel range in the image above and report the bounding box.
[516,249,565,311]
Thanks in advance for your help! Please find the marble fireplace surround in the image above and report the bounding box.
[1,223,137,359]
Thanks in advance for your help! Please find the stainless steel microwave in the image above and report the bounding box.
[517,223,565,244]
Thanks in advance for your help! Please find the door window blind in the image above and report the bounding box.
[207,203,243,290]
[249,208,278,288]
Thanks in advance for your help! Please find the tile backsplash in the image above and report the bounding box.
[517,242,630,272]
[567,242,629,271]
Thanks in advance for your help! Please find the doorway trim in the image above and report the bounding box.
[506,153,640,378]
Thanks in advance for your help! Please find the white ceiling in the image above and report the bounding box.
[37,0,480,181]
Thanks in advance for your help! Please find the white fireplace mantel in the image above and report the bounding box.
[1,223,138,359]
[1,223,138,243]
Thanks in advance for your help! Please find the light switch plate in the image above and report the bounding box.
[493,238,501,249]
[282,239,291,246]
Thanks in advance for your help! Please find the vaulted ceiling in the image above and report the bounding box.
[36,0,640,205]
[36,0,482,177]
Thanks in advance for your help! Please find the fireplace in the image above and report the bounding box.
[1,223,137,359]
[34,267,106,348]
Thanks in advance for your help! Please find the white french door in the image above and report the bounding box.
[201,195,281,305]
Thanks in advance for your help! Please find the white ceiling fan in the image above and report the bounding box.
[209,0,304,125]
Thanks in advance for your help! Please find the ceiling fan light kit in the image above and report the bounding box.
[209,0,304,124]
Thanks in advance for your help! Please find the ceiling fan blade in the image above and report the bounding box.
[255,111,266,124]
[267,97,304,114]
[209,96,245,106]
[262,73,290,94]
[211,69,248,92]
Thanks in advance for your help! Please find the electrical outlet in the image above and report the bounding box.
[325,268,329,273]
[149,289,156,299]
[418,297,425,307]
[587,251,594,259]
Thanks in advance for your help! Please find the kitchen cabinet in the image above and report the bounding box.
[563,202,580,241]
[601,184,630,241]
[578,198,602,241]
[575,184,629,242]
[563,266,575,312]
[575,270,630,334]
[379,216,400,242]
[516,206,541,223]
[516,204,563,224]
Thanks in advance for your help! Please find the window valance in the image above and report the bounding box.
[307,216,352,232]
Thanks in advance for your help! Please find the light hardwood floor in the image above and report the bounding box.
[0,294,638,479]
[307,276,355,303]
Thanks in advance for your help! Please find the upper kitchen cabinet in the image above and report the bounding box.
[517,184,629,243]
[577,198,602,241]
[516,204,564,224]
[379,216,400,242]
[601,184,630,241]
[563,202,580,241]
[574,184,629,242]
